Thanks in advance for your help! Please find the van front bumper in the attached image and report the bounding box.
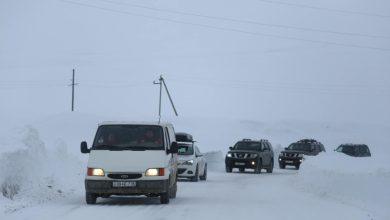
[85,179,169,195]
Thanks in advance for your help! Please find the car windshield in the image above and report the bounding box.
[234,142,261,151]
[92,125,164,150]
[288,143,312,152]
[178,144,194,155]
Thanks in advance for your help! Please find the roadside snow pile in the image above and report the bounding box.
[0,126,84,214]
[291,152,390,218]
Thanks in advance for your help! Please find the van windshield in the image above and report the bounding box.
[92,125,164,151]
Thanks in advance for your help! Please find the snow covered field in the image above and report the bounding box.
[0,113,389,220]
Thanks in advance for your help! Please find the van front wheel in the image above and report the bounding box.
[86,192,97,204]
[160,191,170,204]
[169,180,177,199]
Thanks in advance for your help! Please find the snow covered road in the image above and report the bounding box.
[3,169,382,220]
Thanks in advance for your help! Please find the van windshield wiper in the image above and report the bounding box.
[93,145,124,151]
[92,145,156,151]
[123,146,147,151]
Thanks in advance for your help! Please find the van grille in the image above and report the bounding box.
[107,173,142,179]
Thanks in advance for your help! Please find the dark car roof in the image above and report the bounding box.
[175,132,194,142]
[336,143,371,157]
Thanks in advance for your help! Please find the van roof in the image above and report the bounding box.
[98,121,174,127]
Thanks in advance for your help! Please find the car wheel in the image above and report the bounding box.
[279,163,286,169]
[200,164,207,181]
[295,164,300,170]
[86,192,97,205]
[191,165,199,182]
[254,159,262,174]
[225,166,232,173]
[267,159,274,173]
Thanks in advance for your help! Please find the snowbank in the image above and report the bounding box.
[291,152,390,218]
[0,126,84,214]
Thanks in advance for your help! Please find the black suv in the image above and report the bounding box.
[225,139,274,173]
[278,139,325,169]
[335,144,371,157]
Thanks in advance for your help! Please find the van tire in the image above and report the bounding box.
[160,190,170,204]
[169,180,177,199]
[86,192,97,204]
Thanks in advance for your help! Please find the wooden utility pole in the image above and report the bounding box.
[153,75,178,123]
[70,69,78,112]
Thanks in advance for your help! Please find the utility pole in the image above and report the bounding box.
[153,75,178,123]
[69,69,78,112]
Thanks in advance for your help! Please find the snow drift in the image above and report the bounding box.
[0,126,84,213]
[291,153,390,218]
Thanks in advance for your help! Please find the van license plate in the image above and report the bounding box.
[112,181,136,187]
[235,162,245,166]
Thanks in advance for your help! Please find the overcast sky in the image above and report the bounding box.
[1,0,389,124]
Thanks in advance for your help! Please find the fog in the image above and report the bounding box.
[1,0,389,124]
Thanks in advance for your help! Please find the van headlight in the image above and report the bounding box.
[182,160,194,165]
[87,168,105,176]
[249,154,257,158]
[145,168,165,176]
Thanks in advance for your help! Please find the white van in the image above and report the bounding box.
[80,122,178,204]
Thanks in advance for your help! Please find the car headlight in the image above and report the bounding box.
[249,154,257,158]
[298,154,304,157]
[226,153,232,158]
[87,168,105,176]
[182,160,194,165]
[145,168,165,176]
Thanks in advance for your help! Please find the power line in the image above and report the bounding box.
[255,0,390,19]
[168,78,390,97]
[97,0,390,40]
[61,0,390,52]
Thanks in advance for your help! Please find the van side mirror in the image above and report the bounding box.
[168,142,178,154]
[80,141,90,154]
[229,146,233,150]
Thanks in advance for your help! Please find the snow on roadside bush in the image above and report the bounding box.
[0,126,84,213]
